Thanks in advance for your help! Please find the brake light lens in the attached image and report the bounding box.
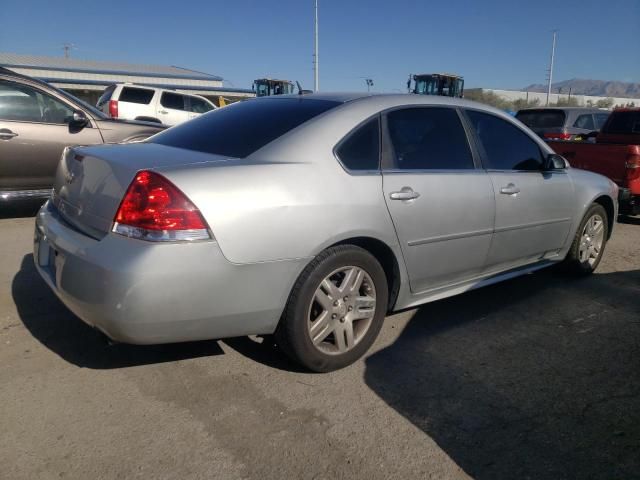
[626,154,640,169]
[544,132,572,140]
[113,170,211,242]
[109,100,118,118]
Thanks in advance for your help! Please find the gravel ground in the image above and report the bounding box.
[0,203,638,480]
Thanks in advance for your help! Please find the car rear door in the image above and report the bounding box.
[0,79,103,191]
[158,92,190,126]
[464,109,574,272]
[381,106,495,293]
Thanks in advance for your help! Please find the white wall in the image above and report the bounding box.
[469,88,638,108]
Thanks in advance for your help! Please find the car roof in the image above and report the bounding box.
[260,91,497,110]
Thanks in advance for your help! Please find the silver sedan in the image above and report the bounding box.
[34,93,618,372]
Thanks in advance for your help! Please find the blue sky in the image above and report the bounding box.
[1,0,638,92]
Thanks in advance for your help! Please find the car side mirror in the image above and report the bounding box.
[545,153,568,170]
[70,110,88,127]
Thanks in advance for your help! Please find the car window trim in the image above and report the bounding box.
[380,105,481,173]
[460,107,550,172]
[332,113,382,175]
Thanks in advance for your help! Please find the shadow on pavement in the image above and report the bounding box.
[0,199,46,219]
[364,268,640,479]
[13,254,223,369]
[618,214,640,226]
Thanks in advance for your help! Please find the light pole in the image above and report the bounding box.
[546,30,557,106]
[365,78,373,92]
[314,0,319,91]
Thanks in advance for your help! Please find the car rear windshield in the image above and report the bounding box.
[603,110,640,134]
[150,98,341,158]
[516,109,566,128]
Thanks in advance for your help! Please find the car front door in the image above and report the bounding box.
[158,92,190,126]
[187,95,214,120]
[0,79,103,191]
[465,109,575,272]
[381,106,495,293]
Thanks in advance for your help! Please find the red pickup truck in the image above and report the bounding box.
[547,108,640,216]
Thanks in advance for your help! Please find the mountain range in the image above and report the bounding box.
[523,79,640,99]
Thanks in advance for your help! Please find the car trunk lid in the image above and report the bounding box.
[52,143,234,238]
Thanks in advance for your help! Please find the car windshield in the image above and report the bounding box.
[46,82,108,118]
[516,109,566,128]
[151,97,340,158]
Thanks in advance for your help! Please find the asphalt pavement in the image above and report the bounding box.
[1,203,638,480]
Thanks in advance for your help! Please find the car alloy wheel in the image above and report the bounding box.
[307,266,376,355]
[578,213,605,267]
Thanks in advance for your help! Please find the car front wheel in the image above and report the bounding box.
[276,245,388,372]
[564,203,608,274]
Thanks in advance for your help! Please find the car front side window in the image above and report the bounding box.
[0,80,74,124]
[466,110,544,171]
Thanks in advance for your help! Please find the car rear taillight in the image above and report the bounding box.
[109,100,118,118]
[544,132,572,140]
[626,154,640,169]
[113,170,211,242]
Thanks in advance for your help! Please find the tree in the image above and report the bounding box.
[595,98,615,108]
[555,97,580,107]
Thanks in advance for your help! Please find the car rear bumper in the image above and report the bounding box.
[1,188,52,201]
[619,188,639,215]
[34,201,306,345]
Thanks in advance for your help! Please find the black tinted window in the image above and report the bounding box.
[516,109,566,128]
[573,114,595,130]
[604,111,640,134]
[119,87,154,104]
[336,117,380,171]
[386,107,473,170]
[161,92,186,111]
[467,110,544,171]
[151,98,340,158]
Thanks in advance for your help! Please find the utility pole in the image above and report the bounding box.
[313,0,319,91]
[546,30,557,106]
[63,43,74,59]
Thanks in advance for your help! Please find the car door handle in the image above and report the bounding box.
[0,129,18,140]
[500,183,520,195]
[389,187,420,201]
[159,110,168,114]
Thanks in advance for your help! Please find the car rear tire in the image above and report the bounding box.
[276,245,388,372]
[563,204,608,275]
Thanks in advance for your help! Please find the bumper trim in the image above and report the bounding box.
[1,188,52,201]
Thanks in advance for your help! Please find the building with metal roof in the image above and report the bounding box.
[0,52,253,105]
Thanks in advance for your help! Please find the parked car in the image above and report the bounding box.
[34,93,617,372]
[96,84,216,126]
[0,68,165,202]
[548,107,640,216]
[516,107,610,141]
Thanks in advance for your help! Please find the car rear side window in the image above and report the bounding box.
[516,109,566,129]
[161,92,186,111]
[604,111,640,134]
[573,114,595,130]
[336,117,380,171]
[151,98,340,158]
[467,110,544,171]
[119,87,154,105]
[594,113,610,129]
[386,107,474,170]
